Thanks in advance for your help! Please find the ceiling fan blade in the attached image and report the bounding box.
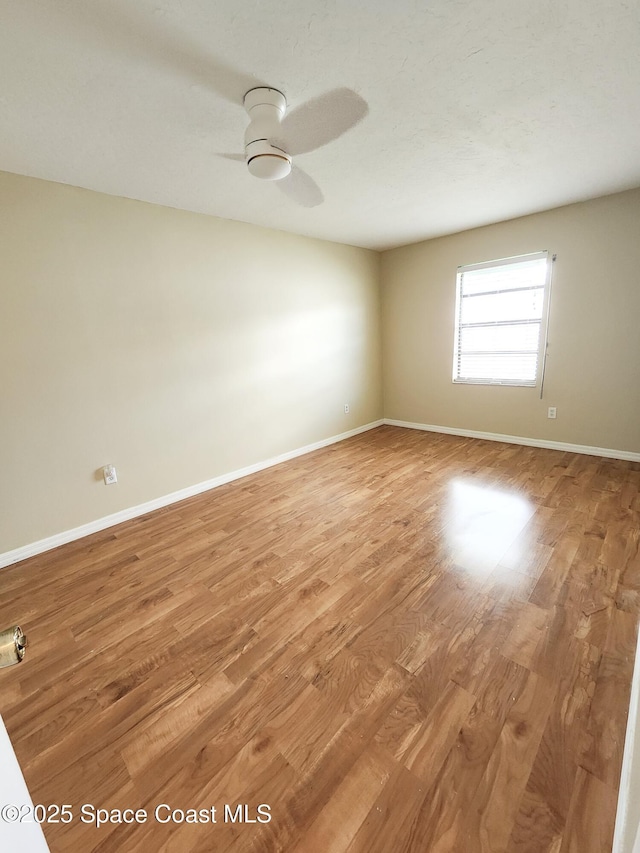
[276,165,324,208]
[279,89,368,156]
[218,153,245,162]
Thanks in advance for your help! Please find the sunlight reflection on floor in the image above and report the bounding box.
[443,478,535,574]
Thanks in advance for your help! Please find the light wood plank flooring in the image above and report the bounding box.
[1,426,639,852]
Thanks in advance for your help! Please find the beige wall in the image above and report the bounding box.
[0,171,382,554]
[382,189,640,454]
[3,172,640,557]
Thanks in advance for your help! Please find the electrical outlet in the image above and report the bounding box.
[344,403,350,414]
[103,464,117,485]
[547,407,557,419]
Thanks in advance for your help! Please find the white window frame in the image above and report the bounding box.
[452,251,550,388]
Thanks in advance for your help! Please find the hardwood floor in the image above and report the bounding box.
[1,425,639,852]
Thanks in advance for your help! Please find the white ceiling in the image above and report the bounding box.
[1,0,639,251]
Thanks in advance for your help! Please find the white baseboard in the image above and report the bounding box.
[3,416,636,570]
[0,420,384,570]
[384,419,640,462]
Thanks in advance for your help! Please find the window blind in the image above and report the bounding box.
[453,252,549,386]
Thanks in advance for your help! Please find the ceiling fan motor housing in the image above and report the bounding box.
[244,87,292,181]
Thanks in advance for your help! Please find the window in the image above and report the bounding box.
[453,251,549,386]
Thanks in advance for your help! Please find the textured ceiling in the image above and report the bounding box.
[1,0,639,250]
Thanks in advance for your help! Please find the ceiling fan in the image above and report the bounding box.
[243,87,293,180]
[44,4,368,208]
[223,86,368,208]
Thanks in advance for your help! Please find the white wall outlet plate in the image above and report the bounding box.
[547,407,557,419]
[103,464,117,485]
